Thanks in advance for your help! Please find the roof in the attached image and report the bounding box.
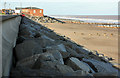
[16,7,41,9]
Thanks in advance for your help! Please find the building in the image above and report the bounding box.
[15,10,21,14]
[16,7,43,16]
[2,9,15,14]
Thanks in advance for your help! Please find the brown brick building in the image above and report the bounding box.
[16,7,43,16]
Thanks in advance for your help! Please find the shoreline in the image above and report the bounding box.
[50,16,119,28]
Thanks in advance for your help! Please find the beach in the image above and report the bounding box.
[41,23,119,67]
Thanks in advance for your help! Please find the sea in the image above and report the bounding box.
[50,15,119,26]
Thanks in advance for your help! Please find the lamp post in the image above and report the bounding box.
[4,2,6,9]
[20,2,22,13]
[9,4,10,9]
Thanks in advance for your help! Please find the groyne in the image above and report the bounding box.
[60,19,119,28]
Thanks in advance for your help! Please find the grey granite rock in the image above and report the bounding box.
[83,58,118,73]
[15,39,43,61]
[16,54,41,68]
[66,57,91,72]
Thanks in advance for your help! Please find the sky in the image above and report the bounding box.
[0,0,119,15]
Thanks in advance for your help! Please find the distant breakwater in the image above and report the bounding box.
[50,16,119,29]
[58,19,120,28]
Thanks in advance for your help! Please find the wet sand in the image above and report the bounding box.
[41,23,119,67]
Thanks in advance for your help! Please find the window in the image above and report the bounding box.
[40,10,42,13]
[33,10,36,13]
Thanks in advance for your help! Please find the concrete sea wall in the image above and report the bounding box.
[1,16,21,77]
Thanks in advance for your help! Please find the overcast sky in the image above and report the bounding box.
[0,0,119,15]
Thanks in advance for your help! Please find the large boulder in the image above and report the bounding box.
[66,57,91,73]
[33,60,75,75]
[57,44,67,52]
[41,35,55,42]
[60,51,71,59]
[63,41,78,50]
[15,39,43,61]
[32,52,64,68]
[32,52,57,69]
[55,64,74,74]
[83,58,118,73]
[46,44,67,52]
[34,32,41,38]
[19,24,29,31]
[46,44,70,59]
[66,46,81,57]
[31,52,76,75]
[19,28,31,36]
[56,44,70,59]
[39,35,55,47]
[11,66,62,76]
[16,54,41,68]
[34,60,74,75]
[48,50,64,64]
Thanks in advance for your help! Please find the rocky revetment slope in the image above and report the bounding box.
[10,16,119,77]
